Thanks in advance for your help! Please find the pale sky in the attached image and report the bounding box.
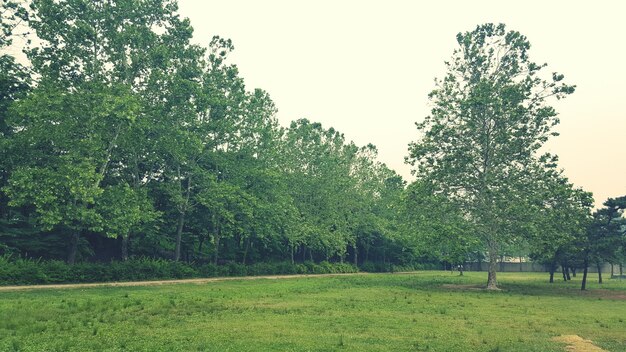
[184,1,623,204]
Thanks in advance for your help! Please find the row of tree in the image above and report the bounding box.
[1,1,624,289]
[0,0,409,268]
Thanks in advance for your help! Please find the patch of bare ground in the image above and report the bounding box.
[552,335,607,352]
[593,290,626,300]
[579,289,626,301]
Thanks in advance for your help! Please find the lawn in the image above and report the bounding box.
[1,271,625,351]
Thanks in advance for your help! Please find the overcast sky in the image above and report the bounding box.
[177,0,625,205]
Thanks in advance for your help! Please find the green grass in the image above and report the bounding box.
[1,271,625,351]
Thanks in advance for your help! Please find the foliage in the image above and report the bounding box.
[0,0,612,286]
[0,0,410,269]
[407,23,575,289]
[0,255,362,285]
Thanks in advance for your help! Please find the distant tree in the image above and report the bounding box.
[527,174,593,283]
[580,196,626,290]
[407,23,575,289]
[400,181,476,270]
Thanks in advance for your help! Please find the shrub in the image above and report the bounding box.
[0,256,366,286]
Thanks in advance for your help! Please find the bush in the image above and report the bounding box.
[0,256,361,286]
[358,262,440,273]
[360,262,392,273]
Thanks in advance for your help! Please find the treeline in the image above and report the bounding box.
[1,2,625,289]
[0,0,417,268]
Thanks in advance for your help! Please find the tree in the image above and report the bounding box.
[4,83,139,263]
[580,196,626,290]
[527,173,593,283]
[400,180,476,270]
[407,23,575,289]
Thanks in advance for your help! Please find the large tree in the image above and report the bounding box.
[407,23,575,289]
[3,0,202,263]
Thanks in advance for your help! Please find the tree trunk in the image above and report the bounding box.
[620,263,623,277]
[487,247,498,290]
[121,234,129,261]
[290,244,294,264]
[565,267,571,281]
[549,270,554,283]
[241,238,250,265]
[197,236,205,260]
[353,243,358,266]
[571,267,576,277]
[562,266,567,281]
[581,257,589,290]
[67,231,80,265]
[214,231,221,265]
[597,262,603,284]
[174,211,186,261]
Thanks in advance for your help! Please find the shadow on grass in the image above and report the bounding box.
[320,271,626,301]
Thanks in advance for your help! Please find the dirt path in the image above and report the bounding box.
[552,335,607,352]
[0,272,386,292]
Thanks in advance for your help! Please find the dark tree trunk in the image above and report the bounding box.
[571,267,576,277]
[67,232,80,265]
[581,257,589,290]
[562,266,567,281]
[549,270,555,283]
[290,244,294,264]
[549,262,556,283]
[487,248,498,290]
[353,243,358,266]
[197,236,205,259]
[620,263,623,277]
[597,262,603,284]
[121,234,129,261]
[214,231,221,266]
[242,238,250,265]
[174,211,186,261]
[565,267,571,281]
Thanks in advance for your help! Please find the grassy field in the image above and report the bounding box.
[0,271,625,351]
